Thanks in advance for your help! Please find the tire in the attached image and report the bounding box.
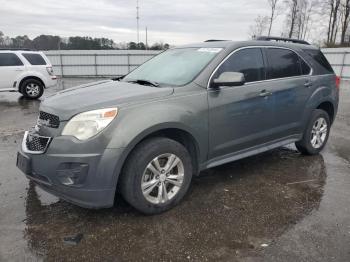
[295,109,331,155]
[120,137,193,215]
[21,79,44,99]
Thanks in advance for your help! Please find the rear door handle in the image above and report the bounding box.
[259,90,273,97]
[304,81,313,88]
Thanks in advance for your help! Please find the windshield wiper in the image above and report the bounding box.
[112,75,125,81]
[126,79,160,87]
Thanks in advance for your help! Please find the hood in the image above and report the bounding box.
[40,80,174,120]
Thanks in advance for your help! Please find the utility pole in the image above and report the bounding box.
[136,0,140,44]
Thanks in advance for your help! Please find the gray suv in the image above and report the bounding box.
[17,37,340,214]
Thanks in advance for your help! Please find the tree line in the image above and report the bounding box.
[250,0,350,47]
[0,32,170,50]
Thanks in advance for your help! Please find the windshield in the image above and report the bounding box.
[123,47,222,86]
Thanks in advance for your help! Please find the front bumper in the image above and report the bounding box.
[17,133,125,209]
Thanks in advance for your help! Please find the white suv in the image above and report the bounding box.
[0,50,57,99]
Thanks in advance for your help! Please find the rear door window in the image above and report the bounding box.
[303,49,334,74]
[214,48,265,83]
[22,53,47,65]
[0,53,24,66]
[266,48,301,79]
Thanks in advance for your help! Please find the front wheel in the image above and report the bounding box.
[295,109,331,155]
[21,79,44,99]
[120,137,193,215]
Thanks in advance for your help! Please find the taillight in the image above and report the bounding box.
[46,66,54,76]
[335,75,340,90]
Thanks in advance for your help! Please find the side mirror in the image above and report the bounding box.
[212,72,245,88]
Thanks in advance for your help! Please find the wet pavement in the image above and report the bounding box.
[0,79,350,262]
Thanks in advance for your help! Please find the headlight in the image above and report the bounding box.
[62,108,118,140]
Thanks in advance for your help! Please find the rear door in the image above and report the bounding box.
[0,53,25,89]
[208,48,275,159]
[20,52,48,76]
[262,47,313,139]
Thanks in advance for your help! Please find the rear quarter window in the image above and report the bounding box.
[22,53,47,65]
[302,49,334,75]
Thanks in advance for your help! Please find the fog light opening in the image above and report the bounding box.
[56,163,89,186]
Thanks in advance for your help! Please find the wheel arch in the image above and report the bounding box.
[304,85,338,126]
[316,101,335,124]
[19,76,45,93]
[113,125,202,195]
[125,125,200,172]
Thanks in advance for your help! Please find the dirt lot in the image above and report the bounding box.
[0,79,350,262]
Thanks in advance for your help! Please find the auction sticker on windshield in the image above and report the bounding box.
[197,48,222,53]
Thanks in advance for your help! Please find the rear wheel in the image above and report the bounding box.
[21,79,44,99]
[295,109,330,155]
[120,137,193,214]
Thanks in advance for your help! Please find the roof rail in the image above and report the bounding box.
[0,48,33,51]
[204,39,228,42]
[256,36,310,45]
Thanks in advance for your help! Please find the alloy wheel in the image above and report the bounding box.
[310,117,328,149]
[25,83,40,97]
[141,153,184,204]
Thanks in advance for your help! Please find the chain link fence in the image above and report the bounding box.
[44,48,349,79]
[322,48,350,79]
[44,50,161,77]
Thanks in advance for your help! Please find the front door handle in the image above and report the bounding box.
[259,90,273,97]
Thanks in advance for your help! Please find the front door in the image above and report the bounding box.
[208,48,275,160]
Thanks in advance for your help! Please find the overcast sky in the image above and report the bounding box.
[0,0,286,45]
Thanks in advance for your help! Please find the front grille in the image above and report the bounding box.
[25,132,51,153]
[38,111,60,128]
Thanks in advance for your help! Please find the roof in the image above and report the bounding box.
[0,50,43,53]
